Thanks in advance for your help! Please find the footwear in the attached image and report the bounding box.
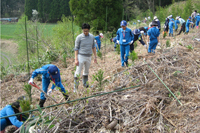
[63,93,70,101]
[74,77,79,92]
[83,75,89,88]
[171,34,173,37]
[39,99,46,107]
[169,33,170,36]
[125,61,129,67]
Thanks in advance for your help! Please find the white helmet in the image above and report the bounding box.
[100,33,103,38]
[169,15,173,18]
[154,16,157,20]
[176,17,179,20]
[197,13,200,16]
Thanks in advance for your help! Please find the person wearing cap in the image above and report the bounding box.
[139,27,149,36]
[74,23,97,92]
[130,29,147,53]
[191,10,197,28]
[95,33,103,52]
[175,17,180,32]
[154,16,161,31]
[0,96,29,133]
[116,20,134,67]
[177,17,186,35]
[185,16,194,34]
[163,16,170,36]
[28,64,69,107]
[147,21,160,53]
[195,13,200,29]
[110,36,118,51]
[168,18,174,37]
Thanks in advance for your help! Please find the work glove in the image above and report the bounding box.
[28,78,34,84]
[116,40,119,44]
[140,31,144,34]
[158,42,161,46]
[144,44,147,48]
[47,89,53,95]
[139,37,141,40]
[129,41,133,45]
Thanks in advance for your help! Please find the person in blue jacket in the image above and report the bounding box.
[154,16,161,31]
[168,18,174,37]
[28,64,69,107]
[195,13,200,29]
[116,20,134,67]
[95,33,103,52]
[185,16,194,34]
[110,36,118,51]
[175,17,180,31]
[130,29,147,53]
[0,96,28,133]
[139,27,148,36]
[147,21,160,53]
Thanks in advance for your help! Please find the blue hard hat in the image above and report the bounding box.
[120,20,127,26]
[133,29,140,35]
[48,65,60,79]
[189,16,191,19]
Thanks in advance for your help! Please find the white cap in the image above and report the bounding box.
[197,13,200,16]
[169,15,173,18]
[100,33,103,38]
[154,16,157,20]
[176,17,179,20]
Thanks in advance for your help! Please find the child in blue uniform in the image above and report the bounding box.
[95,33,103,52]
[0,96,28,133]
[116,20,134,67]
[147,21,160,53]
[185,16,194,34]
[195,13,200,29]
[175,17,180,31]
[28,64,69,107]
[110,36,118,50]
[169,18,174,37]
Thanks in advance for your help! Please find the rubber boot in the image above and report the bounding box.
[63,93,70,101]
[74,77,79,92]
[39,99,46,107]
[171,34,173,37]
[83,75,89,88]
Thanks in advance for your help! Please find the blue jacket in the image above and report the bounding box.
[116,27,134,45]
[0,105,23,128]
[113,36,118,44]
[186,19,193,26]
[31,64,64,90]
[147,27,160,41]
[95,36,101,44]
[169,20,174,28]
[195,16,200,22]
[175,20,180,29]
[155,19,161,29]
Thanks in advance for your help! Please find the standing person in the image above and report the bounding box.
[168,18,174,37]
[130,29,147,53]
[195,13,200,29]
[185,16,194,34]
[28,64,69,107]
[191,10,197,28]
[74,23,97,92]
[0,96,29,133]
[175,17,180,31]
[110,36,118,51]
[147,21,160,53]
[177,17,186,35]
[95,33,103,52]
[116,20,134,67]
[154,16,161,31]
[163,16,170,36]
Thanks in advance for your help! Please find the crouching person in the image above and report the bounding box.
[147,21,160,53]
[74,23,97,92]
[28,64,69,107]
[0,96,28,133]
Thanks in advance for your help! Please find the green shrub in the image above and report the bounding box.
[134,42,137,48]
[163,32,167,38]
[129,51,138,63]
[23,83,32,103]
[186,44,193,50]
[166,40,170,47]
[92,69,105,91]
[116,44,120,55]
[97,51,103,60]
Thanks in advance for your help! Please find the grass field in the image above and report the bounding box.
[1,23,57,40]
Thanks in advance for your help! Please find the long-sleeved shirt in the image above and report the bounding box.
[74,33,95,56]
[31,64,64,90]
[195,15,200,22]
[191,12,197,19]
[0,105,23,128]
[169,20,174,28]
[175,20,180,29]
[147,27,160,41]
[178,18,185,24]
[116,27,134,45]
[113,36,118,44]
[186,19,193,26]
[95,35,101,44]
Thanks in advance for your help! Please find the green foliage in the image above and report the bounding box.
[163,32,167,38]
[173,71,182,76]
[166,40,170,47]
[52,16,80,58]
[69,0,123,31]
[129,51,138,63]
[186,44,193,50]
[23,83,32,103]
[97,51,103,60]
[134,42,137,48]
[92,69,105,91]
[116,45,120,55]
[25,0,38,20]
